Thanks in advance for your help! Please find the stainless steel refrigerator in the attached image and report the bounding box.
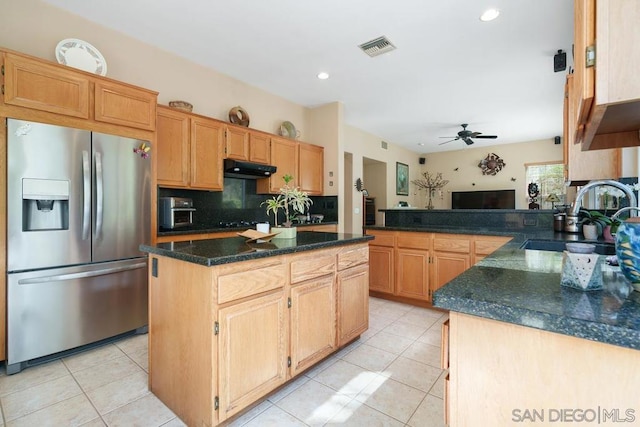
[6,118,151,374]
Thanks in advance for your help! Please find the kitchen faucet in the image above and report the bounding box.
[565,180,637,232]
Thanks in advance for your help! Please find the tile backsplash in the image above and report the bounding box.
[158,177,337,229]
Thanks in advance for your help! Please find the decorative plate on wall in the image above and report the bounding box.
[55,38,107,76]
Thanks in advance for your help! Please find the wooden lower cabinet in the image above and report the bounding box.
[366,230,511,305]
[432,252,470,295]
[290,274,336,376]
[396,248,430,299]
[369,246,394,294]
[148,242,369,426]
[446,312,640,426]
[337,264,369,346]
[218,291,288,421]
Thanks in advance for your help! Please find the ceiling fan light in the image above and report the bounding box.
[480,8,500,22]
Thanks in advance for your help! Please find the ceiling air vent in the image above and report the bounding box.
[359,36,396,58]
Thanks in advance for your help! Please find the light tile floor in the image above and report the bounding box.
[0,297,448,426]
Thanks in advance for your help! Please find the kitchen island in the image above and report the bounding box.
[433,244,640,426]
[140,231,372,426]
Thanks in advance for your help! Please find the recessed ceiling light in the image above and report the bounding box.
[317,72,330,80]
[480,8,500,22]
[417,142,425,146]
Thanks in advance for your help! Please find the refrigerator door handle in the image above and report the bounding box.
[16,262,147,285]
[82,150,91,240]
[95,151,104,239]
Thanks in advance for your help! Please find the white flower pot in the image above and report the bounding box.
[582,224,598,240]
[271,226,297,239]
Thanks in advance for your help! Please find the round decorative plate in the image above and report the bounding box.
[229,106,250,127]
[55,38,107,76]
[279,121,299,139]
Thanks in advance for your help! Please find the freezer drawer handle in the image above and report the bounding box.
[95,151,104,239]
[82,150,91,240]
[17,262,147,285]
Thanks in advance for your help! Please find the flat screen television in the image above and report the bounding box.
[451,190,516,209]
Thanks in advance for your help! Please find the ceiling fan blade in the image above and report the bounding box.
[438,139,456,145]
[463,137,474,145]
[439,136,457,139]
[474,135,498,139]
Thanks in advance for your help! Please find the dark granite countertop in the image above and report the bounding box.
[158,221,338,237]
[433,244,640,351]
[141,231,372,267]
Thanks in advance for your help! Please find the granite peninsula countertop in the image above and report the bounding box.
[141,231,372,267]
[433,244,640,351]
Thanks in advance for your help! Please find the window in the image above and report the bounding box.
[525,162,566,209]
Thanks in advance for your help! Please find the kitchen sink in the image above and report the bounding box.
[520,239,616,255]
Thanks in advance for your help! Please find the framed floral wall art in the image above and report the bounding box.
[396,162,409,195]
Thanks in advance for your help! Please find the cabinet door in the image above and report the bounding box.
[573,0,595,135]
[157,107,190,187]
[290,275,336,376]
[369,245,394,294]
[432,251,470,296]
[191,117,224,190]
[257,137,298,193]
[225,126,249,161]
[337,264,369,346]
[3,52,89,118]
[396,248,429,300]
[218,291,287,421]
[94,80,156,130]
[298,142,324,195]
[249,132,271,164]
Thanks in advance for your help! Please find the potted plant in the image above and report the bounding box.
[578,208,612,240]
[262,174,312,239]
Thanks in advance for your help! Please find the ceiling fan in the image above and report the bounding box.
[439,123,498,146]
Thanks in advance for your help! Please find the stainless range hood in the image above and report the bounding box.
[224,158,277,179]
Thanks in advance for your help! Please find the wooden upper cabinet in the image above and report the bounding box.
[225,126,272,165]
[573,0,640,150]
[256,137,298,193]
[573,0,595,137]
[225,126,250,161]
[157,107,190,187]
[249,132,271,164]
[156,106,223,191]
[3,52,90,118]
[94,80,156,130]
[191,117,224,190]
[564,75,621,183]
[1,49,157,133]
[298,142,324,195]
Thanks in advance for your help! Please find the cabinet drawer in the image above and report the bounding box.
[397,233,430,250]
[4,52,90,118]
[433,236,470,253]
[367,232,395,247]
[217,260,286,304]
[94,80,157,130]
[291,252,336,284]
[337,245,369,270]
